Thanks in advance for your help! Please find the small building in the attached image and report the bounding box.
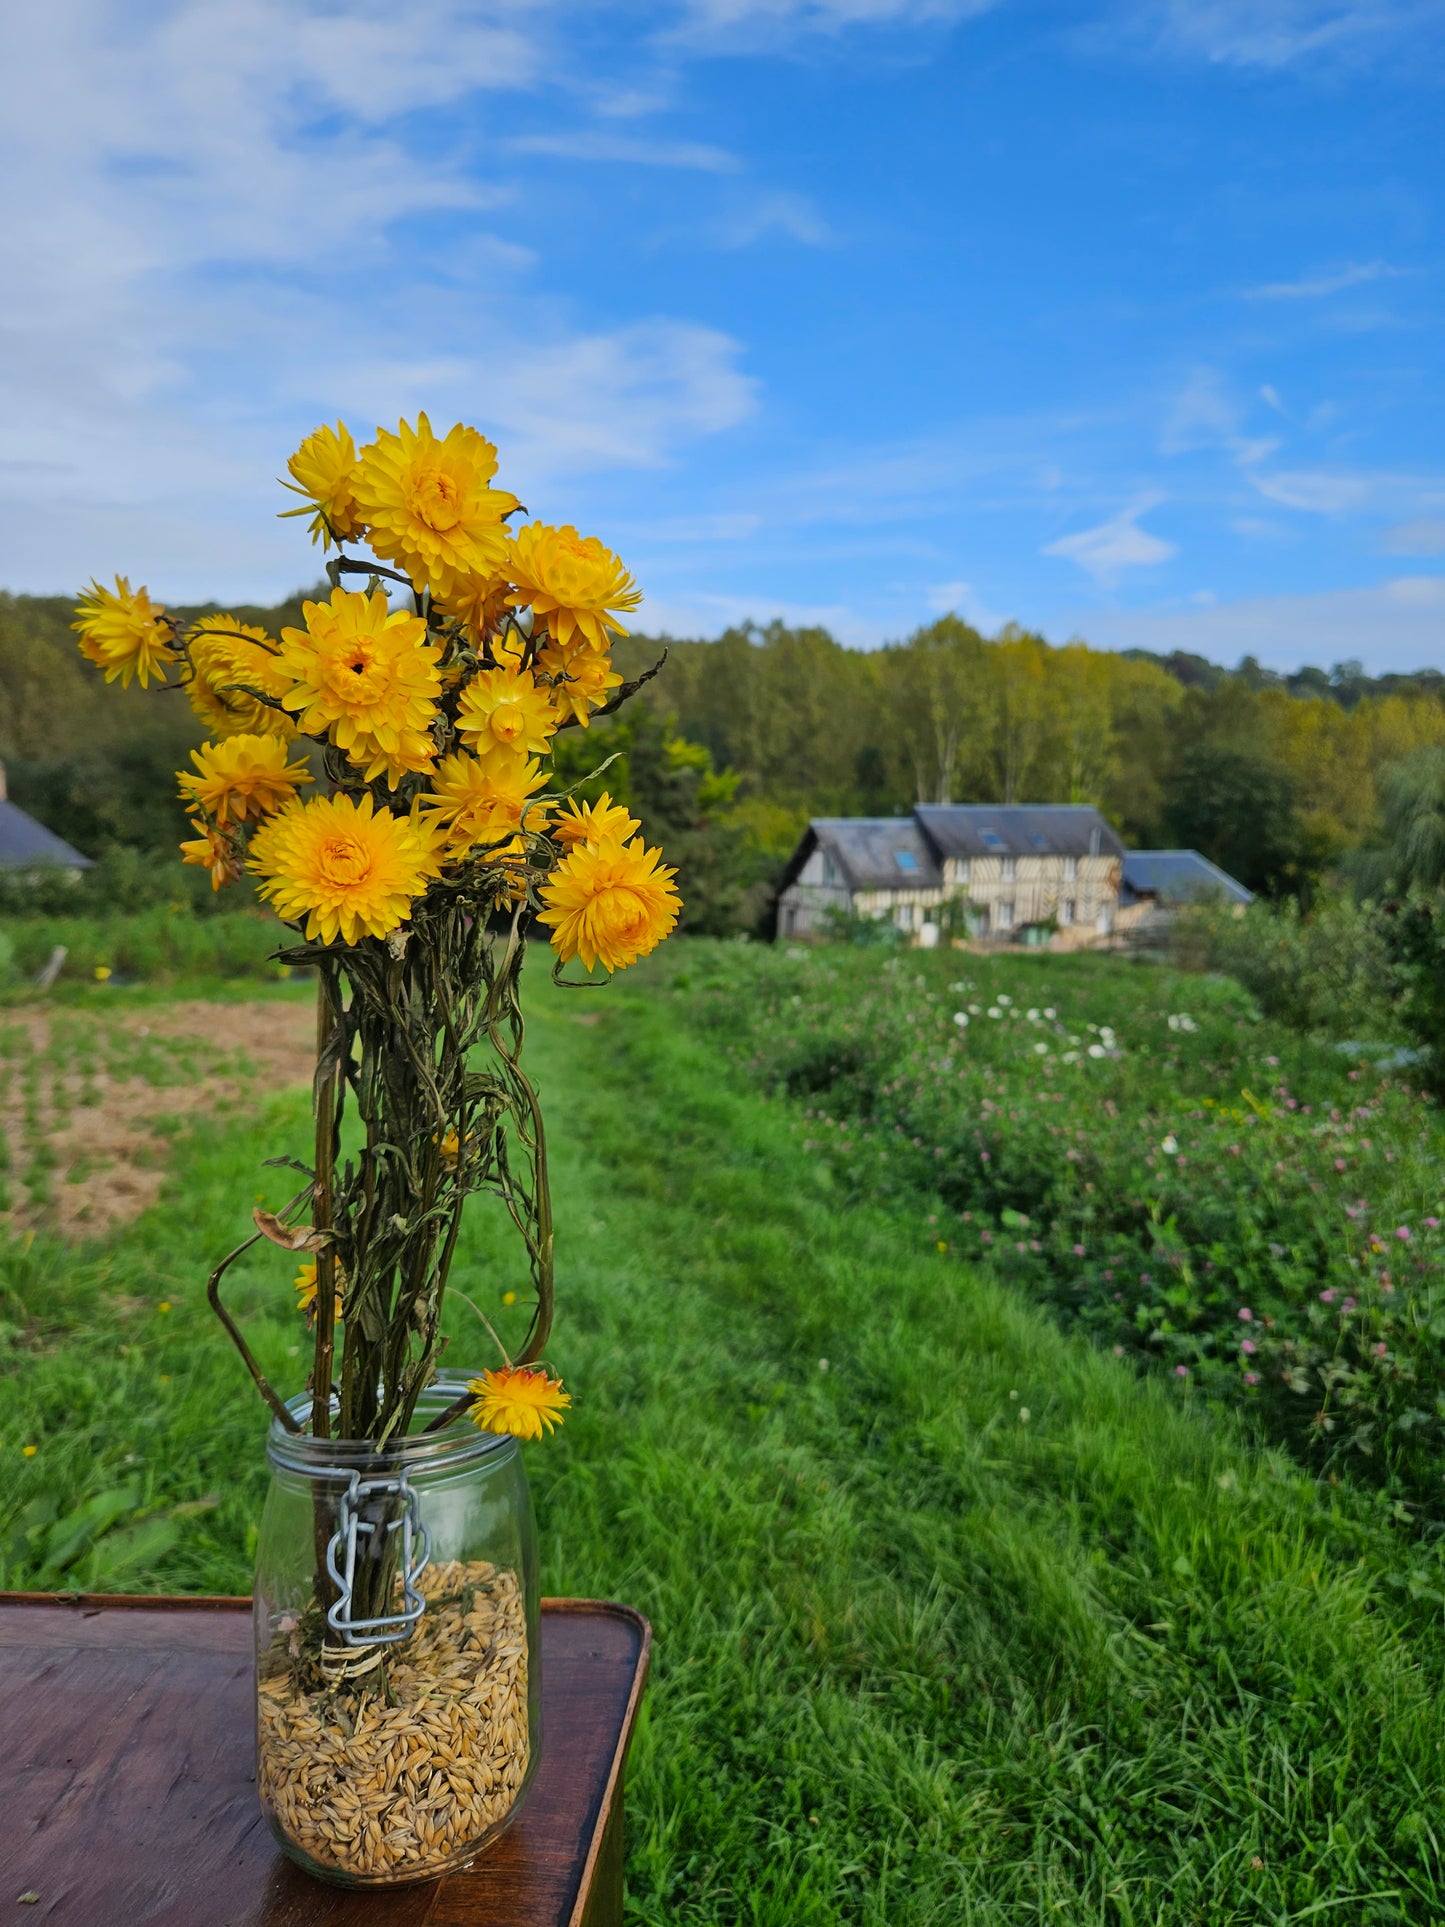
[1120,849,1254,910]
[776,804,1127,943]
[0,759,92,874]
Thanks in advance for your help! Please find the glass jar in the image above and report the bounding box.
[253,1378,540,1887]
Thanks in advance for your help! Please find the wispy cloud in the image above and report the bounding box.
[507,131,742,172]
[1044,501,1177,585]
[1249,468,1374,513]
[714,190,835,247]
[1246,260,1400,300]
[673,0,996,41]
[1126,1,1445,70]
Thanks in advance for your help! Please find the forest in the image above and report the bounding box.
[5,587,1445,929]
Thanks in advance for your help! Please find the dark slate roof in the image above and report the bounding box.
[0,800,93,869]
[805,817,943,891]
[913,804,1127,860]
[1121,850,1253,906]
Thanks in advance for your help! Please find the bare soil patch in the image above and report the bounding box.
[0,998,314,1238]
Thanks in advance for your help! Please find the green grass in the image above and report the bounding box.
[3,959,1445,1921]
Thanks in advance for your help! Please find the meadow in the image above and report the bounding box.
[4,948,1445,1922]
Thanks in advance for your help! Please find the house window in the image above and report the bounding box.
[950,857,971,884]
[1000,856,1017,882]
[894,850,918,873]
[821,852,840,886]
[1060,899,1075,926]
[1064,855,1078,881]
[997,900,1015,930]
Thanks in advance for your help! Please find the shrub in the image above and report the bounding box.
[1182,890,1395,1039]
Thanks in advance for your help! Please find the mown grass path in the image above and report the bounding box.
[4,977,1445,1923]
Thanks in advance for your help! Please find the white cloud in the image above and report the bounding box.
[1044,501,1177,585]
[0,1,766,600]
[1246,260,1400,300]
[1249,468,1373,513]
[1382,518,1445,555]
[1080,575,1445,675]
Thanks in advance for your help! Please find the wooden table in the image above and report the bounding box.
[0,1593,650,1927]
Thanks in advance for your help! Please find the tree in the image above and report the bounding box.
[1165,742,1318,898]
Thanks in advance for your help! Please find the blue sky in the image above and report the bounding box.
[3,1,1443,671]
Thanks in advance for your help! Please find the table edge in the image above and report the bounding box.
[0,1590,652,1927]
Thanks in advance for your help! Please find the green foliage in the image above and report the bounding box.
[679,941,1445,1514]
[4,974,1445,1918]
[0,908,285,985]
[1165,740,1322,898]
[553,701,777,934]
[1375,895,1445,1096]
[0,847,262,919]
[1185,891,1394,1037]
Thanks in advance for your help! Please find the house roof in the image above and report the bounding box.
[0,800,93,869]
[912,804,1127,860]
[1121,850,1253,906]
[797,817,943,892]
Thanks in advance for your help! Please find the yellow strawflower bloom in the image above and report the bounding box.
[552,792,639,849]
[467,1366,571,1441]
[506,523,641,653]
[280,421,366,547]
[276,588,442,786]
[418,750,547,856]
[179,818,243,891]
[455,665,557,759]
[177,734,312,826]
[538,833,681,973]
[73,576,178,688]
[186,617,296,739]
[437,572,510,637]
[250,792,430,945]
[353,414,519,603]
[294,1258,344,1319]
[537,636,623,727]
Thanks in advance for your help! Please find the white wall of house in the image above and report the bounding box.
[779,845,1123,943]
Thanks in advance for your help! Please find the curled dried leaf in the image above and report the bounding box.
[252,1207,327,1252]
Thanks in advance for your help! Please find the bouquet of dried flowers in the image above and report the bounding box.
[72,413,681,1608]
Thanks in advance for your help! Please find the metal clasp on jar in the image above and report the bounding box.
[324,1470,431,1647]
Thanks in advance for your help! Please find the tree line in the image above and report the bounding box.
[5,588,1445,926]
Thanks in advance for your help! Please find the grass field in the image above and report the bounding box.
[4,953,1445,1922]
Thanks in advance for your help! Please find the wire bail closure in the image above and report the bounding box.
[324,1470,431,1647]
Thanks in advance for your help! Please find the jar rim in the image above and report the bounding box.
[266,1375,514,1478]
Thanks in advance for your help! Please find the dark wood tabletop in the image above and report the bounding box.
[0,1593,650,1927]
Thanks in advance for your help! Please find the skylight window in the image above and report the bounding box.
[894,850,918,872]
[979,829,1004,850]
